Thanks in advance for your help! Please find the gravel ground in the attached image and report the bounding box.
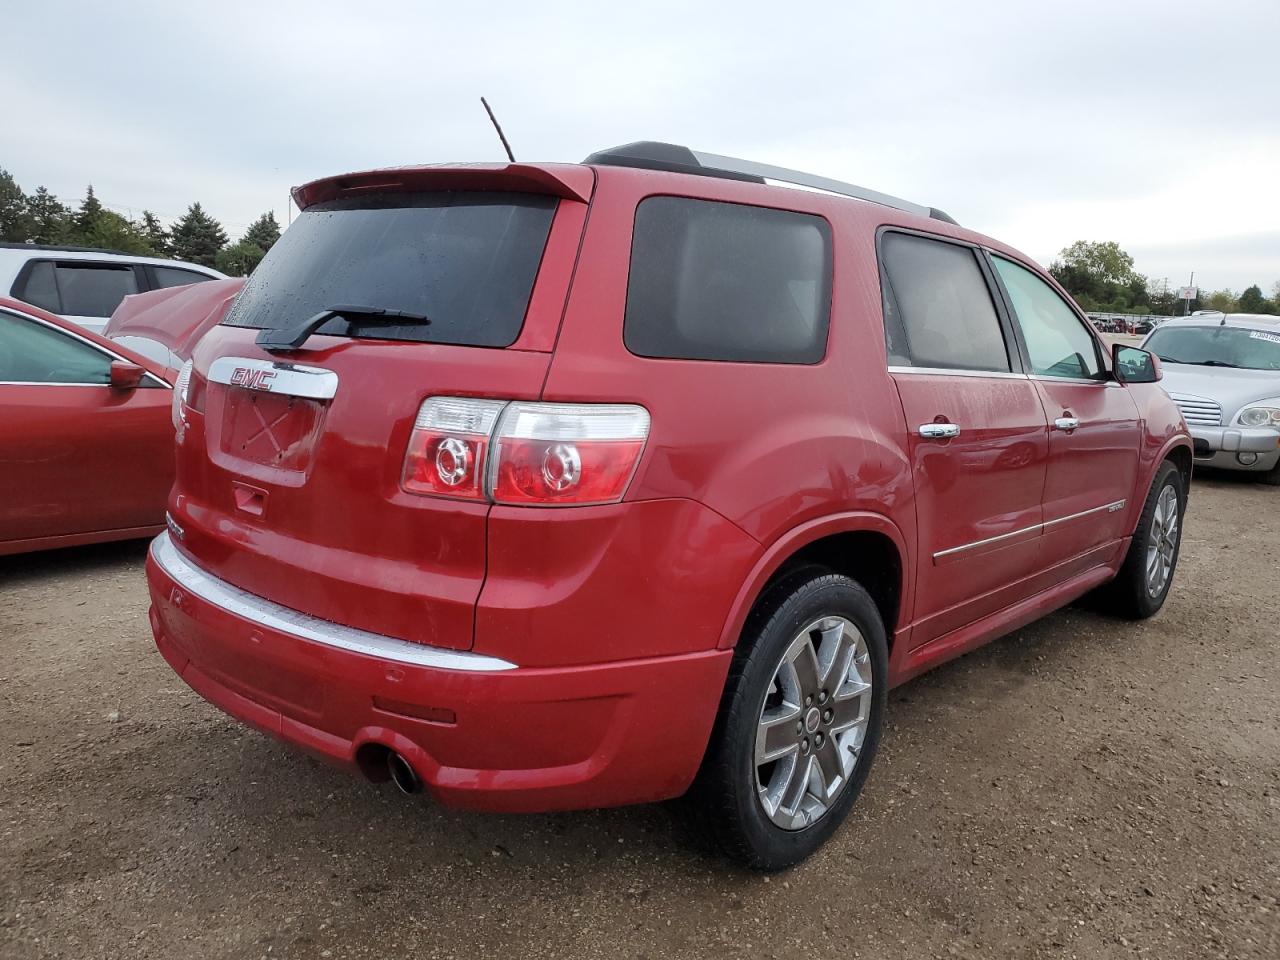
[1,473,1277,960]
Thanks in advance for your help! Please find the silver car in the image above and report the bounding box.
[1142,313,1280,484]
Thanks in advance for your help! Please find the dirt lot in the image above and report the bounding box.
[2,474,1277,960]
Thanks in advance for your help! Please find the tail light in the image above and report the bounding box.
[402,397,505,500]
[401,398,650,506]
[172,359,194,427]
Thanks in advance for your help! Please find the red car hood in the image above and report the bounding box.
[104,278,245,374]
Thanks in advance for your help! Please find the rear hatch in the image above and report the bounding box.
[171,165,592,651]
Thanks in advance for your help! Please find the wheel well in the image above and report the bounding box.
[766,531,903,643]
[1166,445,1192,499]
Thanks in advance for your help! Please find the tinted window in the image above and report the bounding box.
[153,266,212,289]
[993,256,1101,379]
[624,197,832,363]
[0,310,113,384]
[1145,325,1280,371]
[18,261,60,312]
[54,263,139,317]
[880,233,1010,372]
[223,191,558,347]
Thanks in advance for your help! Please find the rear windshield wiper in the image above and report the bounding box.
[257,304,431,352]
[1184,359,1240,368]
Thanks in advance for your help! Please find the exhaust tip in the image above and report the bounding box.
[387,751,423,795]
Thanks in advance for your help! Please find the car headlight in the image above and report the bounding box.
[1237,405,1280,427]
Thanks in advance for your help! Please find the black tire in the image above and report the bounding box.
[1093,461,1185,619]
[1258,459,1280,486]
[687,567,888,871]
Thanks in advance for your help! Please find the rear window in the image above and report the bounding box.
[15,261,139,318]
[623,197,832,363]
[222,191,558,347]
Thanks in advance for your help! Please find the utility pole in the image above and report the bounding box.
[1184,271,1195,315]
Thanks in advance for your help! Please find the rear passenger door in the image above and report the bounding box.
[13,260,143,333]
[879,231,1050,646]
[988,255,1141,566]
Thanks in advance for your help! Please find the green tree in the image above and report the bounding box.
[0,168,32,241]
[1272,282,1280,314]
[1050,240,1150,314]
[1205,289,1237,313]
[1238,284,1270,314]
[25,187,71,244]
[140,211,169,255]
[169,202,228,267]
[82,210,153,255]
[242,212,281,253]
[71,184,106,243]
[215,239,265,277]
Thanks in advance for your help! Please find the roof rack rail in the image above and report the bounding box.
[0,240,143,257]
[583,141,958,225]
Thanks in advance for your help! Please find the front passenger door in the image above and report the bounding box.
[989,256,1141,569]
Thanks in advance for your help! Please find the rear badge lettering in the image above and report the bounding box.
[230,367,278,391]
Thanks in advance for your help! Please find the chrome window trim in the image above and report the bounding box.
[1030,373,1114,386]
[887,365,1029,381]
[208,356,339,400]
[0,306,170,387]
[933,500,1127,560]
[151,533,517,673]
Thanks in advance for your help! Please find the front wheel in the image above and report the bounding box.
[1093,461,1185,619]
[688,569,888,871]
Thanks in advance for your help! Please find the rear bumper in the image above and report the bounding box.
[147,533,731,811]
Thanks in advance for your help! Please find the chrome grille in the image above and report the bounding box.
[1170,394,1222,427]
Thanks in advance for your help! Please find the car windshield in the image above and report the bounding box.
[1145,325,1280,371]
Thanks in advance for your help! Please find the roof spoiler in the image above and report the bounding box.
[291,163,594,210]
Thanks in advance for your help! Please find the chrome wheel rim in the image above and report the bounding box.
[755,616,873,830]
[1145,484,1180,597]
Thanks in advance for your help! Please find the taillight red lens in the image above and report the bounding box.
[491,438,646,505]
[401,398,505,500]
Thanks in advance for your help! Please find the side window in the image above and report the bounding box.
[0,311,114,384]
[53,263,139,317]
[879,232,1011,372]
[624,196,832,363]
[992,256,1101,379]
[16,261,61,312]
[153,266,213,289]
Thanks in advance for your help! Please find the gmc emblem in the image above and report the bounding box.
[230,367,277,391]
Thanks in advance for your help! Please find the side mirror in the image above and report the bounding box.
[1112,344,1161,384]
[109,360,146,391]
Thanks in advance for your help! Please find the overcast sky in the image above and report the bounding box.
[4,0,1277,294]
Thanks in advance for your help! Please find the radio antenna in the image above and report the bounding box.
[480,96,516,163]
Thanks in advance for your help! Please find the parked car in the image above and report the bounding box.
[0,243,225,335]
[1132,319,1155,336]
[146,143,1193,869]
[104,277,245,376]
[0,296,175,555]
[1142,313,1280,483]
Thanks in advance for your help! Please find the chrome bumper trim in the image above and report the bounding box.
[150,532,517,672]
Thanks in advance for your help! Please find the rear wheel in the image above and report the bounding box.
[689,569,887,871]
[1093,461,1184,618]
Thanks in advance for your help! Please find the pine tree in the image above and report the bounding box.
[25,187,71,244]
[169,202,228,267]
[73,184,105,243]
[242,212,281,253]
[0,168,32,241]
[141,210,169,255]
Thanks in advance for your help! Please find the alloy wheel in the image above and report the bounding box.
[754,617,873,830]
[1145,484,1180,597]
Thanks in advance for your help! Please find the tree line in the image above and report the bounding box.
[1050,240,1280,316]
[0,168,279,277]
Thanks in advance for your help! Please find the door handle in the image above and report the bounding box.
[1053,417,1080,431]
[918,422,961,440]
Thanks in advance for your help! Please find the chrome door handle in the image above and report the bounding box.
[918,422,961,439]
[1054,417,1080,431]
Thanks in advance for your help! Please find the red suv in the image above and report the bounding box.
[147,143,1192,869]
